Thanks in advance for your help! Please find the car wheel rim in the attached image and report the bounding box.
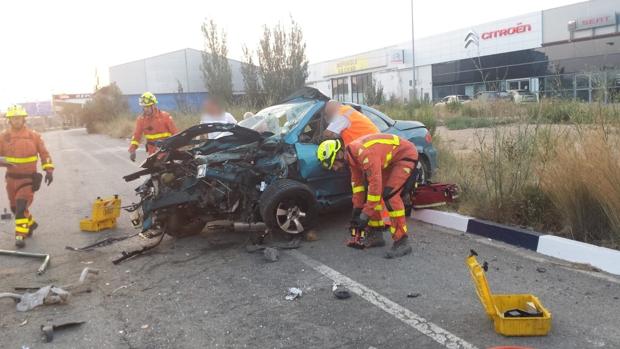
[275,202,306,234]
[417,162,426,184]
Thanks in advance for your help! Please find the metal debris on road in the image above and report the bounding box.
[407,293,421,298]
[19,319,28,326]
[113,232,165,264]
[65,233,139,252]
[536,267,547,273]
[285,287,302,301]
[0,249,50,275]
[263,247,279,262]
[332,283,351,299]
[41,321,85,343]
[0,285,70,312]
[141,324,149,329]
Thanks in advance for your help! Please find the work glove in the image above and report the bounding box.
[129,151,136,162]
[45,171,53,186]
[351,212,369,230]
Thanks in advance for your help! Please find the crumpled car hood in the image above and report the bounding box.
[158,123,265,151]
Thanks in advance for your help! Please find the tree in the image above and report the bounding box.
[257,17,308,103]
[241,45,262,107]
[81,83,128,133]
[364,79,384,106]
[173,79,191,114]
[201,19,233,104]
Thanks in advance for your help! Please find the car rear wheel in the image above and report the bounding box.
[260,179,317,235]
[417,156,431,184]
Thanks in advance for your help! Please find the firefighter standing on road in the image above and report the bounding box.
[317,134,418,258]
[0,105,54,248]
[321,100,379,145]
[128,92,178,161]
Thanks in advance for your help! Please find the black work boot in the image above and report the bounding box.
[384,235,412,259]
[365,229,386,248]
[15,235,25,248]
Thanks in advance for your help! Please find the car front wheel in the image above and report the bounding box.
[259,179,317,235]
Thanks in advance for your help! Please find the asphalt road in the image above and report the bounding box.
[1,128,619,349]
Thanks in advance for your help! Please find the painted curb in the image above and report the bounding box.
[412,209,620,276]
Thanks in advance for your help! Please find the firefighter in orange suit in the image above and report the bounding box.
[128,92,178,161]
[321,100,379,145]
[0,105,54,248]
[317,134,418,258]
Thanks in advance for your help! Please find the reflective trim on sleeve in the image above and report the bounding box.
[363,135,399,148]
[389,209,406,218]
[144,132,172,140]
[368,220,385,227]
[384,152,392,169]
[6,155,38,164]
[130,140,140,146]
[15,218,29,225]
[42,163,54,170]
[352,185,365,194]
[367,194,381,202]
[389,226,396,234]
[374,205,383,211]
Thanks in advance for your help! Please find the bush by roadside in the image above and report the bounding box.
[435,108,620,249]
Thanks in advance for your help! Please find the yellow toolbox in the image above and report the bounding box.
[466,251,552,336]
[80,195,121,232]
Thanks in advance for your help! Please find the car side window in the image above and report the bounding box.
[360,107,390,132]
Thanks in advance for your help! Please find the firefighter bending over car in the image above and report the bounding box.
[321,100,379,145]
[128,92,178,161]
[317,133,418,258]
[0,105,54,248]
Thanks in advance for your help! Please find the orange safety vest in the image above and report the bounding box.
[337,105,379,145]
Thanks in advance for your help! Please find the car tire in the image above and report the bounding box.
[260,179,318,235]
[417,156,431,184]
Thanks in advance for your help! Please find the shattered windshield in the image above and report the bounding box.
[238,101,315,136]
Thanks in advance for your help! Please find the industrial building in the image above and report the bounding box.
[109,48,245,113]
[307,0,620,103]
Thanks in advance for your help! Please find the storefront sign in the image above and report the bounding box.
[390,50,405,64]
[574,13,617,30]
[328,53,387,76]
[481,22,532,40]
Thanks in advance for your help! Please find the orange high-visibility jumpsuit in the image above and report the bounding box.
[330,105,379,146]
[0,127,54,239]
[129,109,178,155]
[346,134,418,241]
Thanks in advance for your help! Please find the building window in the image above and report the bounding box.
[351,73,372,104]
[331,77,349,102]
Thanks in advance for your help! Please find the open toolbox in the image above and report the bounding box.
[466,250,552,336]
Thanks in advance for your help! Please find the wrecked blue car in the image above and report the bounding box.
[124,88,437,237]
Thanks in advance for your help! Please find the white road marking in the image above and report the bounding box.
[289,250,479,349]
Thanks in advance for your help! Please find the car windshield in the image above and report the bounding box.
[238,101,315,135]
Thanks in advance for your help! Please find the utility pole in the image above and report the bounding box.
[410,0,416,101]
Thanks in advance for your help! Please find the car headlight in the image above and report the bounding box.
[196,164,207,179]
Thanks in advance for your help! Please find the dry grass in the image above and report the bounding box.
[437,114,620,248]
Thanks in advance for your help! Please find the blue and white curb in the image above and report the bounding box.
[413,209,620,276]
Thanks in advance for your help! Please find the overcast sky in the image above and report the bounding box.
[0,0,582,108]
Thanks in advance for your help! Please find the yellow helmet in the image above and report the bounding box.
[139,92,158,107]
[5,104,28,118]
[317,139,342,170]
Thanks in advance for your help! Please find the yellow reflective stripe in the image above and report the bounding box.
[374,205,383,211]
[389,209,406,218]
[6,155,38,164]
[144,132,172,140]
[15,218,29,225]
[368,220,385,227]
[352,186,365,194]
[42,163,54,170]
[363,135,399,148]
[384,152,392,169]
[16,225,30,233]
[131,140,140,146]
[389,226,396,234]
[367,194,381,202]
